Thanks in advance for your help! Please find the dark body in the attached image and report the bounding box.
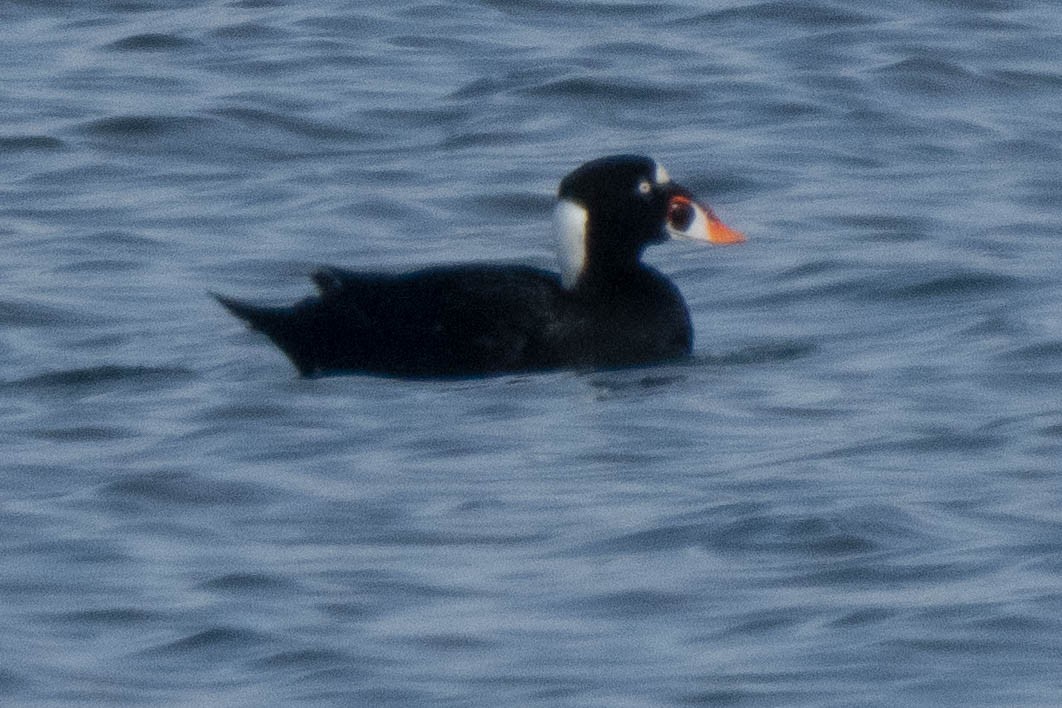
[218,263,692,377]
[216,155,742,378]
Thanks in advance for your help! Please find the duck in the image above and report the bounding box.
[215,154,744,377]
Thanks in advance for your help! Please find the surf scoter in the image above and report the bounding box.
[215,154,744,377]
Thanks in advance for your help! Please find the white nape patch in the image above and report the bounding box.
[553,198,588,290]
[653,160,670,184]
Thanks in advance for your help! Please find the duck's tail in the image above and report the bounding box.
[212,292,320,375]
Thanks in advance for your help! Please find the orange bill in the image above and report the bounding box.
[707,214,745,245]
[666,194,746,245]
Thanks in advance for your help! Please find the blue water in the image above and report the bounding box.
[3,0,1062,704]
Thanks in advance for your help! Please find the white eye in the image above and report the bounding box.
[637,179,652,195]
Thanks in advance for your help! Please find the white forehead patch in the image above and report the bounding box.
[553,198,588,290]
[654,161,670,184]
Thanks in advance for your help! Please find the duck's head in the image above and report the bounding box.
[554,154,744,289]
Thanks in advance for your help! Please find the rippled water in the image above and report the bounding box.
[3,0,1062,704]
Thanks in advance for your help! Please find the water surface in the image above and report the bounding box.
[2,0,1061,705]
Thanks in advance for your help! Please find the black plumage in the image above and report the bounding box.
[216,155,743,377]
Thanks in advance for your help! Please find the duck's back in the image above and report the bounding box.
[219,264,565,377]
[218,263,693,377]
